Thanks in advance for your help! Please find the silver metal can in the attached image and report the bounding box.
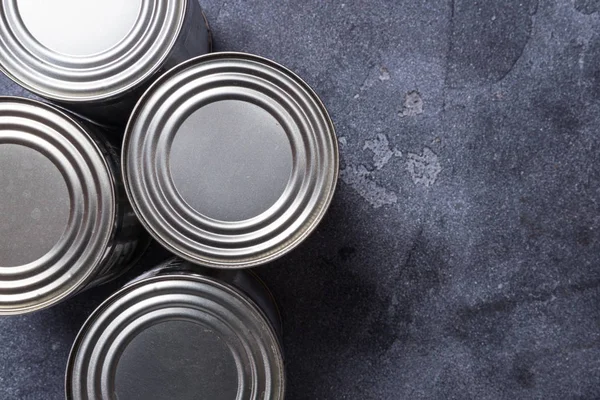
[0,97,150,315]
[66,258,285,400]
[0,0,211,125]
[123,52,339,268]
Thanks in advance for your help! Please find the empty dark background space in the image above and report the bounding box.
[1,0,600,399]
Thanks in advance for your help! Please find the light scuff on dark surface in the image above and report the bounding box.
[1,0,600,399]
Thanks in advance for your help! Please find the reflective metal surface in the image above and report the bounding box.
[66,259,285,400]
[0,0,211,124]
[0,97,148,314]
[123,52,339,268]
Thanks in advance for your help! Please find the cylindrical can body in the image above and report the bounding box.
[0,97,149,315]
[0,0,211,126]
[123,52,339,269]
[66,258,285,400]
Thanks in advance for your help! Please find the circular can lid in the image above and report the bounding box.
[123,52,339,268]
[0,97,116,314]
[0,0,188,102]
[66,273,285,400]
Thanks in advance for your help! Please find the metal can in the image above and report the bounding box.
[0,97,149,315]
[66,258,285,400]
[0,0,211,125]
[123,52,339,268]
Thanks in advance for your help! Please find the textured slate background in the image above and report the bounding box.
[2,0,600,399]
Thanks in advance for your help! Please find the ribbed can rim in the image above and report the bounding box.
[65,273,285,399]
[122,52,339,269]
[0,0,188,102]
[0,96,116,314]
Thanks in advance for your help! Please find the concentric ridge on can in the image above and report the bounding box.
[123,52,339,268]
[0,0,211,124]
[0,97,149,315]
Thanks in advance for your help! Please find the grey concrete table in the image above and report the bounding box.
[1,0,600,399]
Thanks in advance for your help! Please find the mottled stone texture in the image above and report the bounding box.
[1,0,600,399]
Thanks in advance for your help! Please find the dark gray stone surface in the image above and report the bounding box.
[1,0,600,399]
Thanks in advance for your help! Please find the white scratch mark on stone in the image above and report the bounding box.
[379,67,391,81]
[340,165,398,208]
[338,136,347,147]
[400,90,424,117]
[406,147,442,187]
[363,134,402,170]
[360,65,391,92]
[30,208,41,220]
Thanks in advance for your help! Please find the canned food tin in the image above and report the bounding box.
[0,0,211,125]
[0,97,149,315]
[66,258,285,400]
[123,52,339,268]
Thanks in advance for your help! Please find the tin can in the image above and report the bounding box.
[0,97,149,315]
[0,0,211,125]
[123,52,339,268]
[66,258,285,400]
